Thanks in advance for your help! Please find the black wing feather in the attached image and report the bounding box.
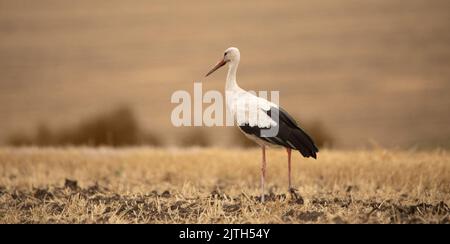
[239,106,319,159]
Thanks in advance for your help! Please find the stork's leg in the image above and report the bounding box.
[260,145,266,203]
[286,148,301,202]
[286,148,292,190]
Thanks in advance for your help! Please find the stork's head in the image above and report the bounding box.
[205,47,240,77]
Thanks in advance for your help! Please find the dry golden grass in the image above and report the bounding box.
[0,147,449,223]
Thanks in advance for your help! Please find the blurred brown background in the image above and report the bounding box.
[1,0,449,148]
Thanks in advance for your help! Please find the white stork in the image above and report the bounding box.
[205,47,318,203]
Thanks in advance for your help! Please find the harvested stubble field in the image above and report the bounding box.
[0,147,449,224]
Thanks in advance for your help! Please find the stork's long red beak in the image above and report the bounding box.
[205,59,227,77]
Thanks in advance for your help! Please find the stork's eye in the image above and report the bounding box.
[224,52,227,56]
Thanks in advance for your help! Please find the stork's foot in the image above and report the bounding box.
[288,187,304,205]
[256,192,279,203]
[255,194,267,204]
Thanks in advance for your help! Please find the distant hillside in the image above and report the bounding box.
[1,0,449,148]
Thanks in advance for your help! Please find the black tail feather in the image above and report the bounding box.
[267,106,319,159]
[289,127,318,159]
